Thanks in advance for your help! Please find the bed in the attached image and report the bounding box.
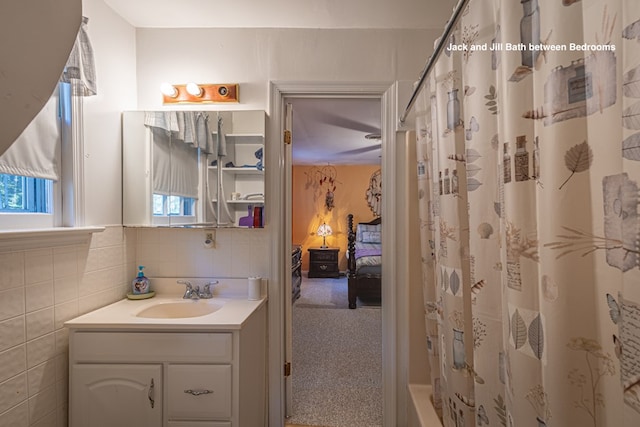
[346,214,382,309]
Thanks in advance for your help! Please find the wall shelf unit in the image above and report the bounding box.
[208,111,266,227]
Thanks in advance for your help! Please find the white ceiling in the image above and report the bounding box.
[104,0,453,165]
[103,0,453,30]
[289,98,381,165]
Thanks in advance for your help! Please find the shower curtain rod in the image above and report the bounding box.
[399,0,472,125]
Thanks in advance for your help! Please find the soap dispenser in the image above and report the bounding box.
[132,265,150,295]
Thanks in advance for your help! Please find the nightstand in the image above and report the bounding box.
[307,248,340,278]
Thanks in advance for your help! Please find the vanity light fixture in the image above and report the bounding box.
[160,83,240,104]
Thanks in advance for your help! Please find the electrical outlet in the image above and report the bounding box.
[204,231,215,248]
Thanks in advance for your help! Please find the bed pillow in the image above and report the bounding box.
[361,230,381,244]
[356,223,381,242]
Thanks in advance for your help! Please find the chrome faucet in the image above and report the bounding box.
[178,280,217,300]
[198,281,218,299]
[178,280,198,299]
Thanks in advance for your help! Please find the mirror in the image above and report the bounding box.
[123,110,265,227]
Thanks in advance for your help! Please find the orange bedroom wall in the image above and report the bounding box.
[292,164,380,271]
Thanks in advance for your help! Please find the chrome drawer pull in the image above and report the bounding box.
[320,265,327,270]
[148,378,155,408]
[184,389,214,396]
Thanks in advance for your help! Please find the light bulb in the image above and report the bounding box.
[160,82,178,98]
[186,82,203,97]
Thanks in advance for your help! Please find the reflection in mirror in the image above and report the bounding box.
[123,110,265,228]
[206,111,265,227]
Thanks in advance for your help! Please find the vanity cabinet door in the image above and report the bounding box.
[71,364,162,427]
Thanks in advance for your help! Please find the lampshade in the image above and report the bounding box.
[317,223,332,248]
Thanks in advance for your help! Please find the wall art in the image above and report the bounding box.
[303,164,340,211]
[366,168,382,217]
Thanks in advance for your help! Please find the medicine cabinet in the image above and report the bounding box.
[122,110,265,227]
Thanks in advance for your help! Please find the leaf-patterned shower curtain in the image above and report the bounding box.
[414,0,640,426]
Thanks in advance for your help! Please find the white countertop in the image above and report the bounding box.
[65,277,267,331]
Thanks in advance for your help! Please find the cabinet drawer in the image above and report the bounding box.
[311,262,338,273]
[311,250,338,262]
[168,364,232,420]
[72,332,232,363]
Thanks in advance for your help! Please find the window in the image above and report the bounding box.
[0,175,53,213]
[0,17,95,231]
[153,194,195,217]
[0,85,64,229]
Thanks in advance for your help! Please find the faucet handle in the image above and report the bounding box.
[177,280,192,289]
[199,282,215,299]
[178,280,198,299]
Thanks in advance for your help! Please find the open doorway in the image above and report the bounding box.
[285,97,383,427]
[268,81,399,427]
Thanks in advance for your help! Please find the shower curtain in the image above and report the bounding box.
[413,0,640,426]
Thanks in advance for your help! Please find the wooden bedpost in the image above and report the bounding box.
[347,214,357,309]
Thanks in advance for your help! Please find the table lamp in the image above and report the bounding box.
[317,222,333,248]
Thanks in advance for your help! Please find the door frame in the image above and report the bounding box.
[267,81,399,426]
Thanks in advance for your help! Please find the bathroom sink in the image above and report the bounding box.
[135,300,225,319]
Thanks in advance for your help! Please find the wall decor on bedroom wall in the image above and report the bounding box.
[292,165,381,271]
[302,164,339,211]
[366,168,382,217]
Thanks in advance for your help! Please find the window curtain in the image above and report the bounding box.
[0,90,61,180]
[0,16,96,181]
[61,16,97,96]
[145,111,214,199]
[413,0,640,426]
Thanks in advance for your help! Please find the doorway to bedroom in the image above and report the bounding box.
[286,97,383,427]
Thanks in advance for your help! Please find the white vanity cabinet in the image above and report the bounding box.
[72,364,163,427]
[68,304,266,427]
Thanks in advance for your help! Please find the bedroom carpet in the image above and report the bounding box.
[287,276,382,427]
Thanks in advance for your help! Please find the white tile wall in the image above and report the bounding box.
[136,227,270,280]
[0,225,134,427]
[0,225,269,426]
